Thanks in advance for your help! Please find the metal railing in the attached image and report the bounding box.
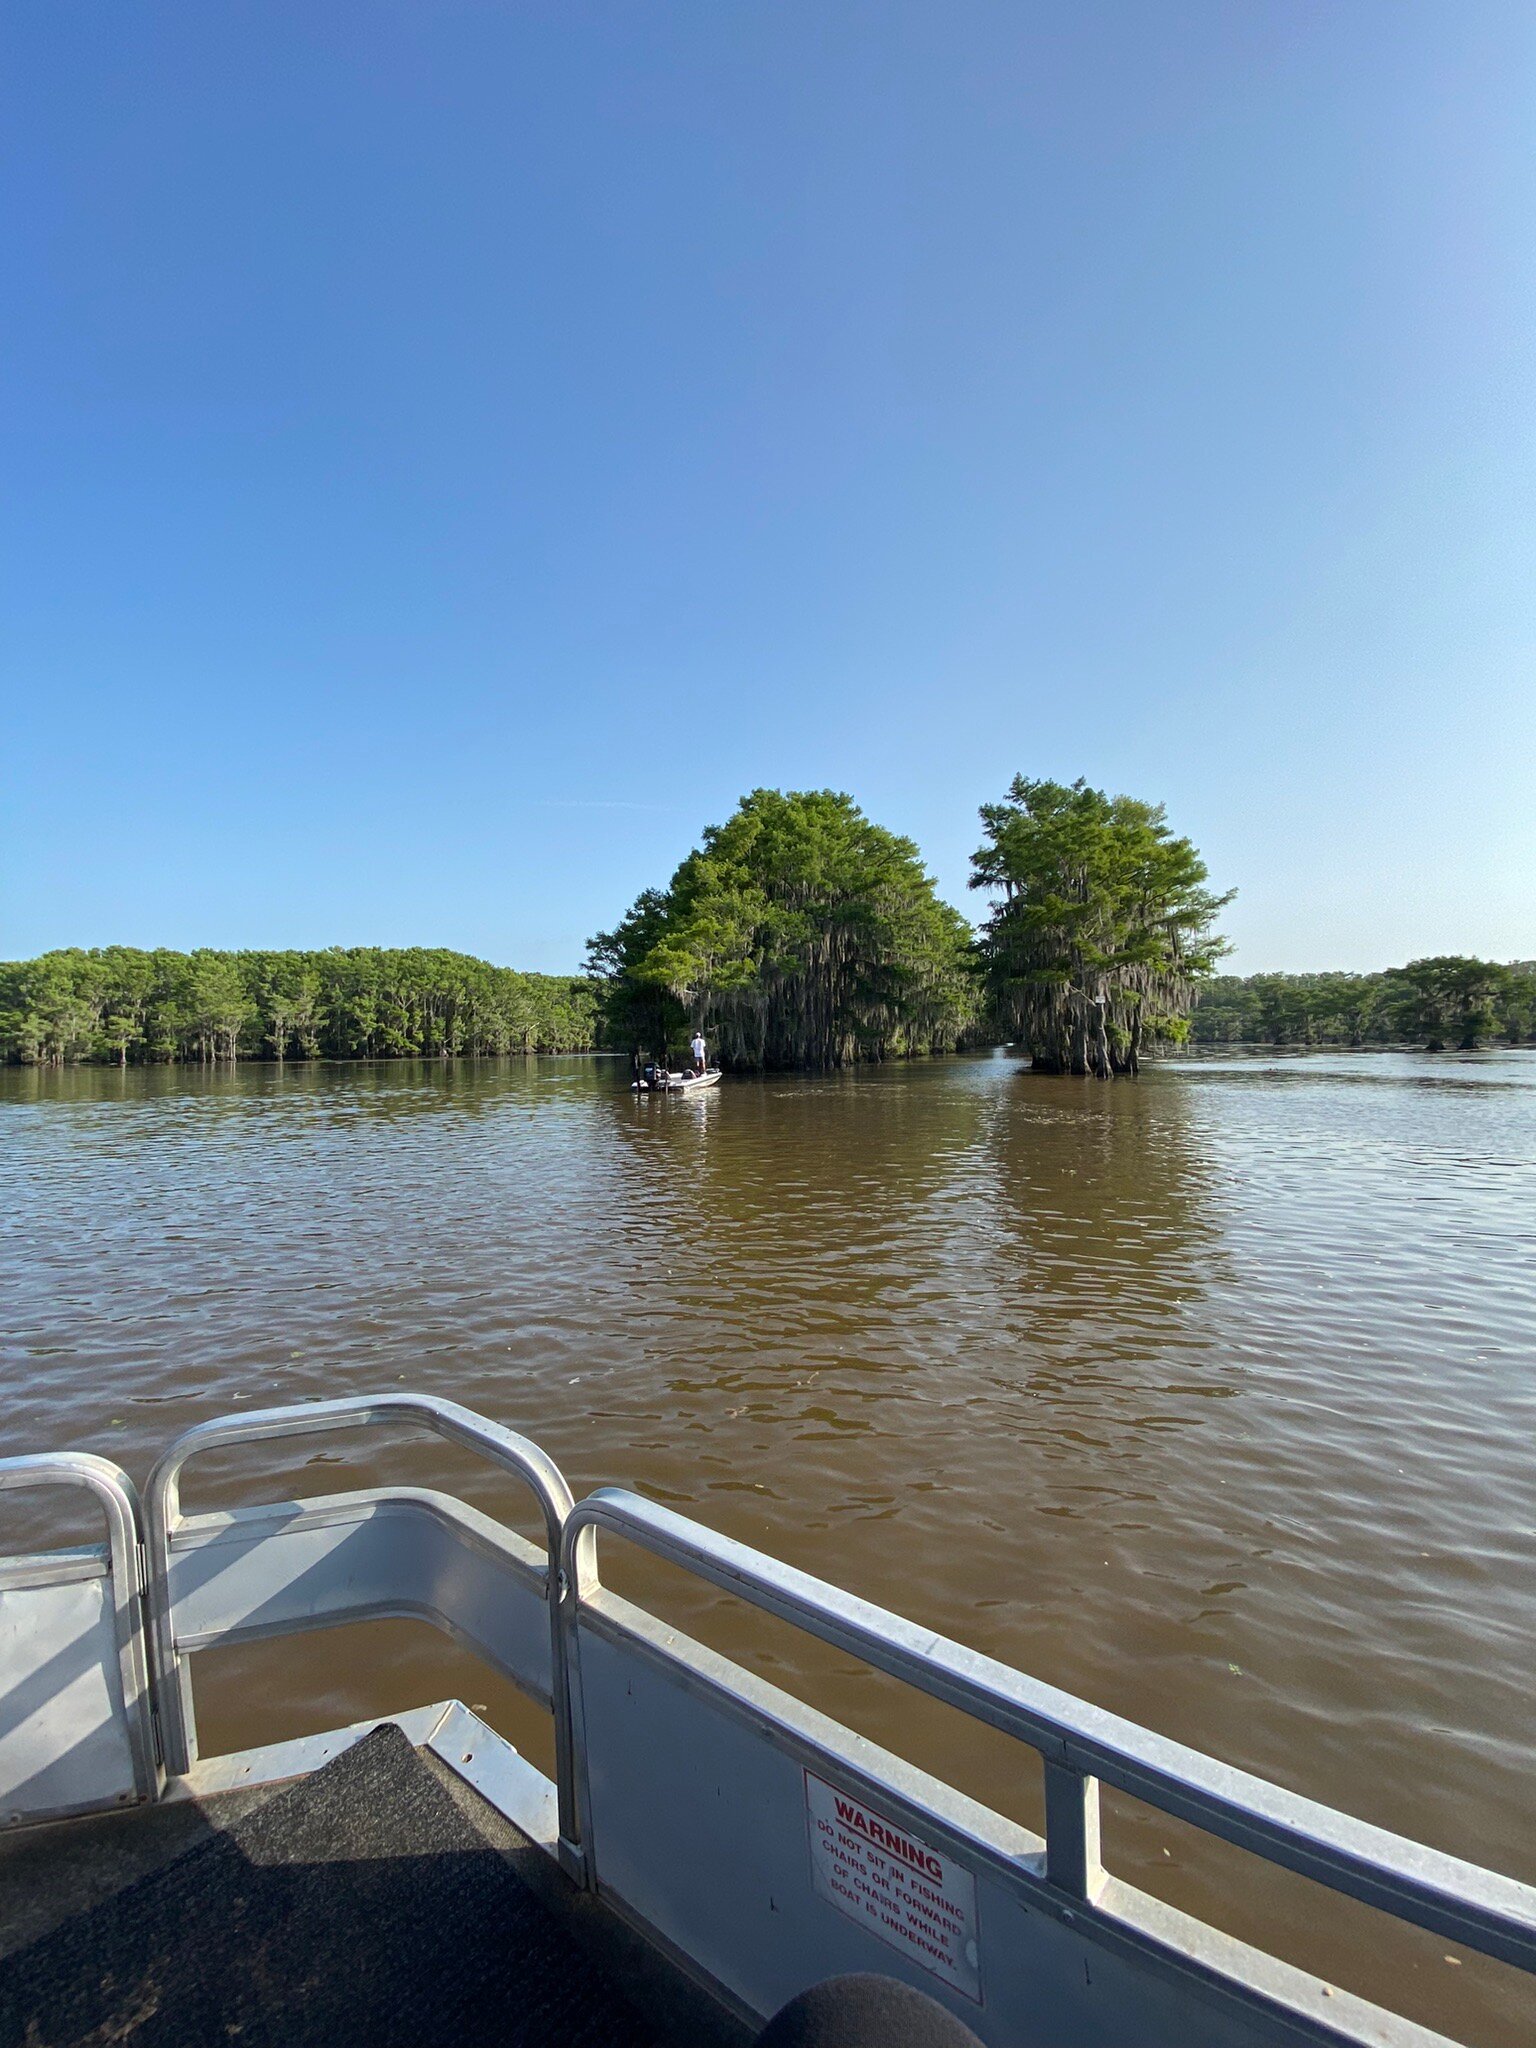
[144,1394,580,1852]
[9,1397,1528,2031]
[0,1453,159,1807]
[562,1487,1536,1977]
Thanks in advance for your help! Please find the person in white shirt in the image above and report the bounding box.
[690,1030,707,1075]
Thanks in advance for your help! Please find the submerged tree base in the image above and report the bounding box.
[1029,1048,1140,1077]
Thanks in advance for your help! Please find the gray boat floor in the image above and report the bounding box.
[0,1724,749,2048]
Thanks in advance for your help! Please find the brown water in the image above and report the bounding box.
[3,1051,1533,2041]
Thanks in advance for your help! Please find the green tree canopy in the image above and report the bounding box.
[588,788,978,1069]
[1383,956,1511,1051]
[1191,961,1535,1049]
[970,776,1231,1077]
[0,949,600,1065]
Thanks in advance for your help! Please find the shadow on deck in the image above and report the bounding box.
[0,1724,742,2048]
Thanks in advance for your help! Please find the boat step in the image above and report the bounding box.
[0,1724,662,2048]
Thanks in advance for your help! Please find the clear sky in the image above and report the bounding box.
[3,3,1532,974]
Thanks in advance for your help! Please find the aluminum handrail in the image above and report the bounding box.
[0,1453,159,1803]
[563,1487,1536,1976]
[144,1395,579,1854]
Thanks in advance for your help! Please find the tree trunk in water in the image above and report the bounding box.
[1090,999,1112,1080]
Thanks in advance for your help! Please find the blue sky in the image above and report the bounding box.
[3,3,1532,973]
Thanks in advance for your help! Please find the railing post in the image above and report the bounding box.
[1044,1761,1104,1904]
[555,1519,602,1887]
[0,1455,161,1810]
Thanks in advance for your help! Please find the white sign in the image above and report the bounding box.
[804,1769,982,2004]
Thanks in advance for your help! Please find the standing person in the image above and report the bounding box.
[690,1028,707,1075]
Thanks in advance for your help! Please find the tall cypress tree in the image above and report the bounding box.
[588,789,978,1069]
[970,777,1230,1076]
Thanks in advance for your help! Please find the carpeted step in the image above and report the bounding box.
[0,1723,658,2048]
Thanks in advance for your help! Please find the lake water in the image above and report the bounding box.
[3,1050,1533,2041]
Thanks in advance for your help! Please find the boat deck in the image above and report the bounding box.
[0,1723,745,2048]
[2,1395,1531,2048]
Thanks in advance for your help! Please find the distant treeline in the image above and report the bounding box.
[1191,957,1536,1050]
[0,948,600,1065]
[12,803,1530,1077]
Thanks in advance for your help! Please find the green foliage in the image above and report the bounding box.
[1382,956,1512,1050]
[584,890,686,1061]
[1192,958,1536,1049]
[970,776,1231,1076]
[0,948,601,1064]
[587,788,979,1068]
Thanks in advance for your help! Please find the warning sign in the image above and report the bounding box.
[803,1769,982,2004]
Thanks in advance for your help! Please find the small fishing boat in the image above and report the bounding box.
[632,1066,721,1094]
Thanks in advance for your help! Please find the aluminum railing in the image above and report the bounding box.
[0,1453,159,1809]
[143,1394,580,1851]
[9,1396,1529,2034]
[561,1487,1536,1977]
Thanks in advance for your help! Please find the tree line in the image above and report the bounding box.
[1190,958,1536,1051]
[13,781,1527,1076]
[0,948,600,1065]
